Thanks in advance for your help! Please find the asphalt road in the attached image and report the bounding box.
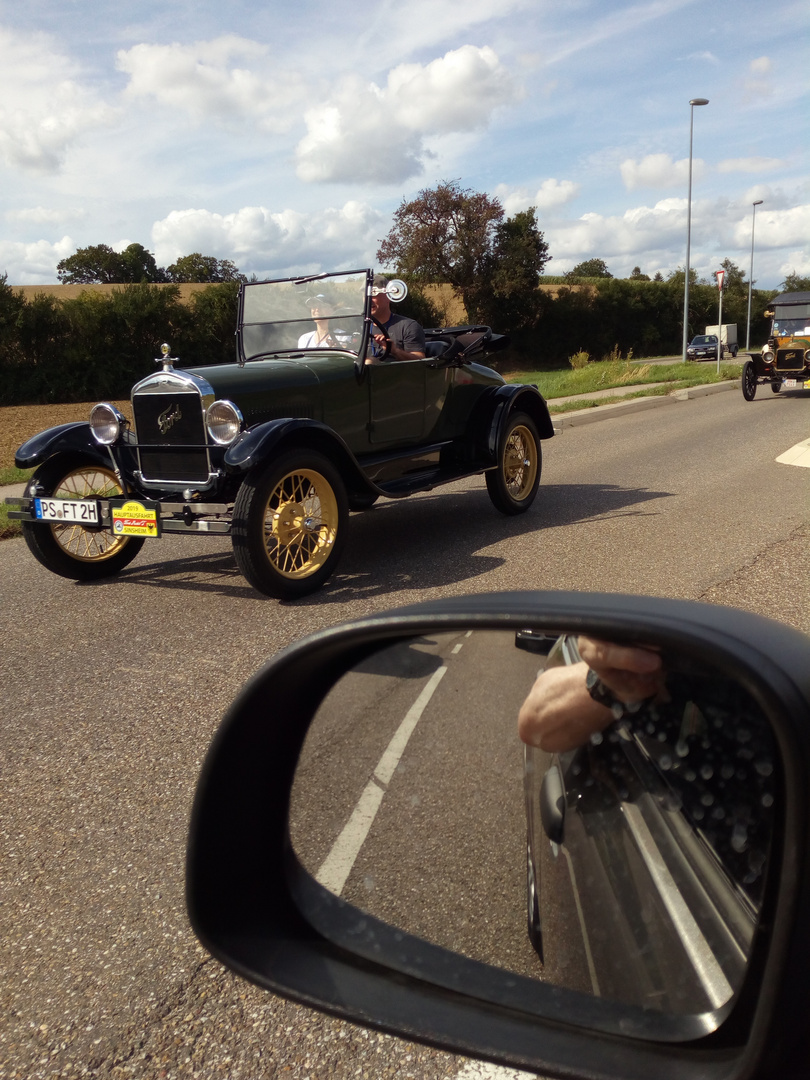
[1,386,809,1079]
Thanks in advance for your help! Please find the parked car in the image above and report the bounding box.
[742,290,810,400]
[5,269,553,597]
[186,590,810,1079]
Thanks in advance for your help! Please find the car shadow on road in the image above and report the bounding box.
[85,480,673,602]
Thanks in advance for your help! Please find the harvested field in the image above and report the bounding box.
[1,401,132,470]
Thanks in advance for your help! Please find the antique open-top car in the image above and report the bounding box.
[6,269,553,598]
[741,290,810,401]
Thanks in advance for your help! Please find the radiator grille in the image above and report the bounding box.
[133,390,210,483]
[775,348,805,372]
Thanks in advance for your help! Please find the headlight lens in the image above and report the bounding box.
[763,350,775,364]
[206,400,243,445]
[90,402,124,445]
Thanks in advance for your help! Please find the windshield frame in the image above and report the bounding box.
[236,268,373,366]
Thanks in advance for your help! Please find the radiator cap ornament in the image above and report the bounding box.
[157,342,177,371]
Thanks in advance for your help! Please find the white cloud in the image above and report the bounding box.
[0,236,75,283]
[494,179,580,217]
[150,202,387,275]
[738,204,810,250]
[0,28,117,173]
[750,56,771,74]
[717,157,784,174]
[686,51,719,63]
[295,45,518,184]
[7,206,86,225]
[620,154,701,191]
[779,251,810,278]
[116,36,305,133]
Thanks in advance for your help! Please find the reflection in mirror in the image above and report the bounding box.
[289,629,778,1035]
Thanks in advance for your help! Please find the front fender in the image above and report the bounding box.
[15,422,111,470]
[223,418,376,497]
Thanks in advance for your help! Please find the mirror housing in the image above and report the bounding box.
[187,592,810,1079]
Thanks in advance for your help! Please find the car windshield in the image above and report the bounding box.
[692,335,716,345]
[773,315,810,336]
[240,270,370,362]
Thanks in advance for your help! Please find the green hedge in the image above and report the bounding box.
[0,275,777,403]
[0,280,239,405]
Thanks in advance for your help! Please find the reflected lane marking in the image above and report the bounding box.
[776,437,810,467]
[316,664,448,895]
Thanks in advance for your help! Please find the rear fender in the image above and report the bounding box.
[15,423,111,471]
[482,386,555,460]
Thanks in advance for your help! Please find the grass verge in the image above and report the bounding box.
[505,360,739,399]
[0,504,22,540]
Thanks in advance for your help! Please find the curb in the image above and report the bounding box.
[551,379,740,432]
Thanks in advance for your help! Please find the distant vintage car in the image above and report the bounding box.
[686,334,724,361]
[6,269,554,598]
[741,290,810,400]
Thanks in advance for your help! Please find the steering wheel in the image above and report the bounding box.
[369,316,391,360]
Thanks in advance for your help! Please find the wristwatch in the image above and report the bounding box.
[585,668,645,721]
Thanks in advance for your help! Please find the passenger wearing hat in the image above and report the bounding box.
[367,275,426,363]
[298,294,338,348]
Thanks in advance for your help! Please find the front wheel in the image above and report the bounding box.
[486,412,541,515]
[22,456,144,580]
[741,361,758,401]
[232,450,348,598]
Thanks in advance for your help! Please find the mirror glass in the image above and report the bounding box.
[289,628,778,1035]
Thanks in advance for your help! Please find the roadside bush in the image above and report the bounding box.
[568,350,590,369]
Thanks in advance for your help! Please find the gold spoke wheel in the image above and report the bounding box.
[50,465,129,562]
[263,468,340,579]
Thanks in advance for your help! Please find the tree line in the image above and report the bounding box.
[56,245,246,284]
[1,180,795,405]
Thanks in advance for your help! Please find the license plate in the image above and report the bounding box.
[784,379,797,387]
[109,498,161,538]
[35,498,99,524]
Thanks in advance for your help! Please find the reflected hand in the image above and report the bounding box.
[577,637,665,706]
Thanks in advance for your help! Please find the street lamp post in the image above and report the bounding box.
[746,200,764,351]
[682,98,709,363]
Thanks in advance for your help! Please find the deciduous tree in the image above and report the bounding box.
[377,181,549,327]
[166,253,245,283]
[566,258,612,279]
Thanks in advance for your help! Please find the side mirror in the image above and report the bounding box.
[385,279,408,303]
[186,592,810,1079]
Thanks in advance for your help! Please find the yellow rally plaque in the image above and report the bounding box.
[111,500,160,538]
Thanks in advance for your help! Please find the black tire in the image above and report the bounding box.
[21,456,144,581]
[486,411,541,515]
[348,491,379,511]
[732,345,738,357]
[232,450,347,598]
[771,380,782,394]
[742,361,758,401]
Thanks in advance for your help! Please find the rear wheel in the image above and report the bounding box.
[486,412,541,515]
[742,361,758,401]
[232,450,347,598]
[771,380,782,394]
[22,456,144,580]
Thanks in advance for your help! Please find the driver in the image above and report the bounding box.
[367,275,426,364]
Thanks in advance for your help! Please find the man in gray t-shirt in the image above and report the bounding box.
[367,275,426,363]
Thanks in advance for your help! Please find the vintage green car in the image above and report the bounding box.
[6,269,554,598]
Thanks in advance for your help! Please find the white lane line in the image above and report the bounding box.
[455,1061,535,1079]
[316,664,447,895]
[622,801,733,1009]
[776,437,810,467]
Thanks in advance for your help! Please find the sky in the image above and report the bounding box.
[1,0,808,289]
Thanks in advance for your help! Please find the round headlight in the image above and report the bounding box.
[90,402,124,445]
[206,400,243,445]
[762,350,775,364]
